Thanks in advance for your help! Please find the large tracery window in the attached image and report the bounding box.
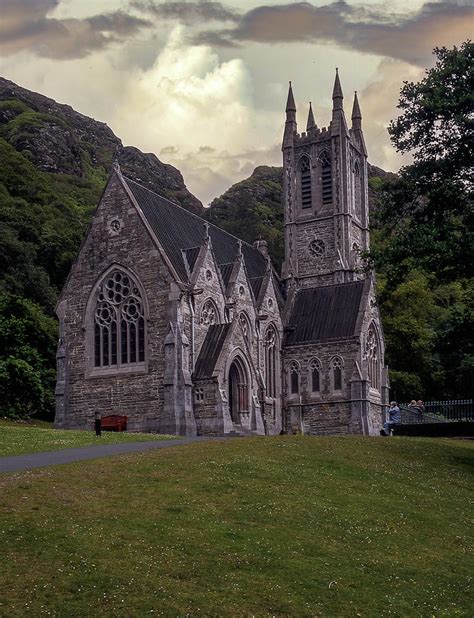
[331,356,343,392]
[289,360,300,395]
[320,151,332,205]
[265,325,278,398]
[94,270,145,369]
[366,324,380,391]
[310,358,321,393]
[200,299,219,327]
[300,156,312,209]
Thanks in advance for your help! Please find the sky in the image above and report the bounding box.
[0,1,472,205]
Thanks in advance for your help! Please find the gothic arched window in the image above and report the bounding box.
[200,299,219,327]
[289,360,300,395]
[320,151,332,205]
[265,325,278,398]
[353,160,362,218]
[93,269,146,368]
[299,156,312,209]
[239,312,251,348]
[366,324,380,391]
[309,358,321,393]
[331,356,343,392]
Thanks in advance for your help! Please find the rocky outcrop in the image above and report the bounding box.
[0,77,203,214]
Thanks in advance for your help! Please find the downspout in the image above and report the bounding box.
[187,294,195,371]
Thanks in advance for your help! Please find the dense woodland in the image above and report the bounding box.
[0,43,472,419]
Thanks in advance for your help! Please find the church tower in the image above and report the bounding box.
[281,71,389,436]
[282,71,369,287]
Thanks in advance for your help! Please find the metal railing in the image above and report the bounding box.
[399,399,473,424]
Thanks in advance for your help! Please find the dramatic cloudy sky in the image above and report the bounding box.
[1,1,472,204]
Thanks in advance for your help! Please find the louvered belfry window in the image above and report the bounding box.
[300,156,312,209]
[320,151,332,205]
[94,270,145,368]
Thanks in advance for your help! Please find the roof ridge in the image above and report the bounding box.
[122,175,266,258]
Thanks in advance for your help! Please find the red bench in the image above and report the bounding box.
[101,415,128,432]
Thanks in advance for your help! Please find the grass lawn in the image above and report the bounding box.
[0,419,177,456]
[0,436,472,617]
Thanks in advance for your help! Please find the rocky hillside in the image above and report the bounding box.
[205,163,393,269]
[0,77,202,215]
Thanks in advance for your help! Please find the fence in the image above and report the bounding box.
[400,399,473,423]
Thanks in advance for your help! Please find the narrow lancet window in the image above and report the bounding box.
[310,359,321,393]
[332,357,343,392]
[300,156,312,209]
[289,361,300,395]
[366,324,380,391]
[265,326,278,398]
[320,151,332,205]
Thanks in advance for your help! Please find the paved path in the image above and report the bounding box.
[0,436,229,474]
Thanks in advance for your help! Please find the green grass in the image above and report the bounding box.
[0,420,177,456]
[0,436,472,616]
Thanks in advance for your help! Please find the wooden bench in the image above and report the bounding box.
[101,415,128,432]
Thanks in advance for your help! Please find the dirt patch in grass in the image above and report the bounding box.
[0,436,473,616]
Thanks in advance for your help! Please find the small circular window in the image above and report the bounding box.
[205,269,212,281]
[109,218,121,234]
[239,285,245,297]
[309,239,325,257]
[267,298,273,309]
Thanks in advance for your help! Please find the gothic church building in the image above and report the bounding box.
[55,72,389,436]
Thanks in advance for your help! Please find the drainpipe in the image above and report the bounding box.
[187,294,195,371]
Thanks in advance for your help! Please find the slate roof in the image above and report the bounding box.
[194,324,231,379]
[284,280,365,345]
[125,177,268,289]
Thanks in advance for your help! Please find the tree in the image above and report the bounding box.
[370,41,474,399]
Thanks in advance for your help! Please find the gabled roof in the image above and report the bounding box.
[194,324,231,379]
[284,280,365,345]
[125,177,268,286]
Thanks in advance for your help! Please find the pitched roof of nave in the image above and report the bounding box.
[123,175,269,297]
[284,280,367,345]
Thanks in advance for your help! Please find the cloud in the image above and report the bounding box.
[0,0,151,59]
[131,1,239,24]
[194,1,474,66]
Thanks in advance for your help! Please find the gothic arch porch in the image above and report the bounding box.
[228,356,250,426]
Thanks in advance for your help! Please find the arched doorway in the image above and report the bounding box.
[228,356,249,424]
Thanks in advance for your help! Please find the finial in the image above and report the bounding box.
[204,221,210,241]
[112,160,121,174]
[332,68,343,113]
[306,101,316,130]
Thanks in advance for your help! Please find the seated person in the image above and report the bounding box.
[381,401,401,436]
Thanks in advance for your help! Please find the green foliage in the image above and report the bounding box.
[205,166,285,267]
[370,41,474,399]
[0,293,57,418]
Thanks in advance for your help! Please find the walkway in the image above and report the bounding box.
[0,436,230,474]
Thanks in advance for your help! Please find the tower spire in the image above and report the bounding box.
[351,91,362,126]
[306,101,316,131]
[286,81,296,114]
[283,81,297,148]
[332,68,343,111]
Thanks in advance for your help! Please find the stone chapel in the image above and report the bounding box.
[55,71,389,436]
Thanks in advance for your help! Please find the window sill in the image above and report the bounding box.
[86,363,148,378]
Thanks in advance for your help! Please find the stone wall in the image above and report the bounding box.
[56,174,174,433]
